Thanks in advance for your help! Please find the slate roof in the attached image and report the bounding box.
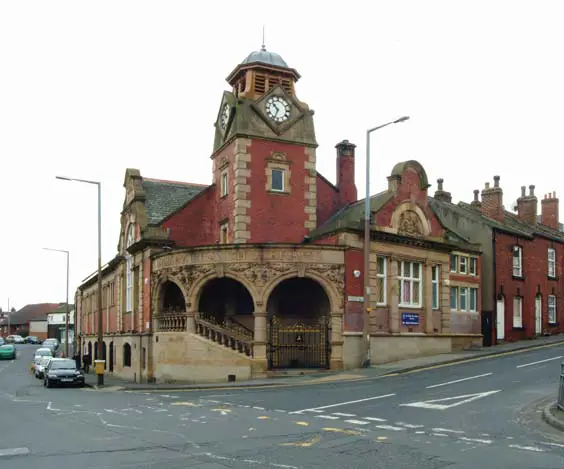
[142,178,207,225]
[0,303,62,326]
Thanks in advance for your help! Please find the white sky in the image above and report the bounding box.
[1,0,563,310]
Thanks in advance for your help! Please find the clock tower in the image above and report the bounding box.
[211,46,318,244]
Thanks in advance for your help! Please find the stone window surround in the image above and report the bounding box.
[219,219,229,244]
[265,153,291,195]
[220,170,229,198]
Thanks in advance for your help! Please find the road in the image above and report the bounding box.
[1,344,564,468]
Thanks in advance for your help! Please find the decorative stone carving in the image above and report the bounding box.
[270,151,287,161]
[227,262,294,288]
[398,210,423,236]
[153,264,215,302]
[307,264,345,292]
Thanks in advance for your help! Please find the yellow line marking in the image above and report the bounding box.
[257,416,270,420]
[280,435,321,447]
[295,421,310,426]
[123,341,564,393]
[376,436,388,441]
[322,427,362,436]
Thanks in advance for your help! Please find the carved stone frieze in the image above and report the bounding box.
[153,264,215,296]
[397,210,423,236]
[227,262,295,288]
[307,264,345,292]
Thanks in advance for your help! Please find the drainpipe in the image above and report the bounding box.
[492,230,497,346]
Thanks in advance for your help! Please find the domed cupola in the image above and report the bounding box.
[226,44,301,100]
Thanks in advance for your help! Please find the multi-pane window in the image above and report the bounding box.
[450,287,458,310]
[512,246,523,277]
[219,222,228,244]
[469,257,478,276]
[513,296,523,328]
[548,248,556,277]
[375,256,387,305]
[397,261,422,307]
[271,169,284,192]
[469,288,478,312]
[125,225,134,313]
[548,295,557,324]
[459,256,468,274]
[220,171,228,197]
[459,287,468,311]
[432,266,439,310]
[450,255,458,272]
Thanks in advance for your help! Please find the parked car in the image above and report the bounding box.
[32,347,54,371]
[26,336,42,344]
[6,335,24,344]
[43,358,85,388]
[0,337,5,346]
[0,344,17,360]
[35,356,52,379]
[42,338,59,351]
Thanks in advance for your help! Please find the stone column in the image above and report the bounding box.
[424,263,434,334]
[389,258,400,333]
[330,311,344,370]
[185,307,196,334]
[440,264,451,333]
[252,308,268,376]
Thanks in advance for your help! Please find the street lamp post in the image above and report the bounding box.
[56,176,104,386]
[362,116,410,368]
[43,248,70,357]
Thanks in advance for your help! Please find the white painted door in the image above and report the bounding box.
[496,299,505,341]
[535,296,542,335]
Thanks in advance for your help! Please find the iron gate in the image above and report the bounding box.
[268,316,330,369]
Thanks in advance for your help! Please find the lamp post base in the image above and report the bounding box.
[97,374,104,386]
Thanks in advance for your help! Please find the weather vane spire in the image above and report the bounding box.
[261,25,266,51]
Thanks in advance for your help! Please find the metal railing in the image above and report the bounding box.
[558,362,564,411]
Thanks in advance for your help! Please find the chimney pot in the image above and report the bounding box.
[473,189,479,201]
[521,186,526,197]
[437,178,444,190]
[485,182,490,189]
[529,185,535,197]
[545,194,548,199]
[494,175,500,187]
[554,191,557,198]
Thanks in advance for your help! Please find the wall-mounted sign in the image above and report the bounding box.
[401,312,420,326]
[347,296,364,303]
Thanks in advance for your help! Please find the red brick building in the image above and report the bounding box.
[76,47,483,383]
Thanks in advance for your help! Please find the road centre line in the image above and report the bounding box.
[290,393,396,414]
[516,356,563,368]
[426,372,493,389]
[0,447,30,457]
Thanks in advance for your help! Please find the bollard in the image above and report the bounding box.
[558,362,564,411]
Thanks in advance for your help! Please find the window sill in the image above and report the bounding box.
[220,194,228,199]
[399,305,422,309]
[268,189,290,196]
[512,326,525,330]
[548,276,558,281]
[549,322,558,326]
[512,275,525,281]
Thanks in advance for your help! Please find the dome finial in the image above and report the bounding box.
[261,25,266,51]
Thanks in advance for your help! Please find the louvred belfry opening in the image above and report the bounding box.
[226,45,300,100]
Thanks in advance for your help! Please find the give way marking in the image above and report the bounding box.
[400,390,501,410]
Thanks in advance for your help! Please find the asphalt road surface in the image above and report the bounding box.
[1,344,564,468]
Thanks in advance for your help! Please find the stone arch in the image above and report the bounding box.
[260,271,342,314]
[151,275,189,314]
[188,272,259,312]
[391,201,432,237]
[390,160,430,190]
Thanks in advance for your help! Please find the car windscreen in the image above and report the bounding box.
[35,349,52,356]
[0,345,14,350]
[50,360,76,370]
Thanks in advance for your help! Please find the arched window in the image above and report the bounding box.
[125,224,135,313]
[123,343,131,367]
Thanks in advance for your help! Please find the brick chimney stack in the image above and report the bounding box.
[516,184,538,224]
[470,189,482,210]
[541,191,559,229]
[481,175,503,220]
[434,178,452,203]
[335,139,357,207]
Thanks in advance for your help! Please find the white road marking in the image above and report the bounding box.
[516,356,563,368]
[0,447,30,457]
[401,390,502,410]
[344,419,370,425]
[363,417,387,422]
[316,415,340,420]
[374,424,405,431]
[432,428,465,434]
[290,393,396,414]
[426,373,493,389]
[274,410,287,413]
[508,444,546,452]
[541,441,564,449]
[332,412,356,417]
[253,406,265,410]
[459,437,492,444]
[396,422,424,429]
[431,433,449,437]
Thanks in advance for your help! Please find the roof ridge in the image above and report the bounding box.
[144,177,208,187]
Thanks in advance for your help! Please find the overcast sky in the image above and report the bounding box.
[1,1,563,310]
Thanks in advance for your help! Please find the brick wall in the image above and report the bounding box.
[494,230,564,342]
[344,248,363,332]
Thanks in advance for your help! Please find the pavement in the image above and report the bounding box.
[2,342,564,468]
[89,333,564,391]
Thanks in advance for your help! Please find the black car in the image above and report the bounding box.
[44,358,85,388]
[26,336,42,344]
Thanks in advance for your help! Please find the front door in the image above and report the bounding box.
[535,296,542,335]
[496,299,505,341]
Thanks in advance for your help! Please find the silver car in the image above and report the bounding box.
[35,356,52,379]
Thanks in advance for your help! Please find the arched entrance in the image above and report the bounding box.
[267,277,331,370]
[160,280,186,313]
[198,277,254,332]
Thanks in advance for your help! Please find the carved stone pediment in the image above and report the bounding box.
[398,210,424,236]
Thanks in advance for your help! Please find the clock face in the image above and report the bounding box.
[265,96,291,123]
[220,104,230,129]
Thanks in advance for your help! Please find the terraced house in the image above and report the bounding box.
[76,47,483,384]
